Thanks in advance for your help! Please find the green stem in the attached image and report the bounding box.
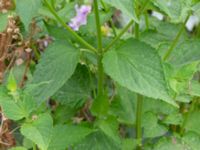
[94,0,103,52]
[135,23,140,39]
[33,144,37,150]
[43,0,97,53]
[104,20,134,52]
[136,94,143,150]
[109,19,117,37]
[94,0,104,96]
[163,15,189,61]
[134,6,143,149]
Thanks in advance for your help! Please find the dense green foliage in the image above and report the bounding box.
[1,0,200,149]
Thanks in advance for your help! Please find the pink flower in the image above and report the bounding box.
[69,5,92,31]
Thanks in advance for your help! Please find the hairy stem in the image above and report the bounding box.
[94,0,104,96]
[43,0,97,53]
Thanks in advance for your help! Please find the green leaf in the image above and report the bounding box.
[74,131,120,150]
[0,98,25,120]
[154,133,200,150]
[169,40,200,66]
[103,38,176,106]
[6,70,17,92]
[29,41,80,104]
[182,132,200,150]
[153,0,192,23]
[143,97,178,115]
[104,0,139,23]
[48,125,93,150]
[185,111,200,135]
[0,13,8,32]
[109,85,136,125]
[163,113,183,125]
[91,94,109,117]
[53,64,91,107]
[16,0,42,31]
[154,137,190,150]
[142,112,168,138]
[0,89,36,120]
[140,30,170,49]
[167,62,198,94]
[21,113,53,150]
[188,80,200,96]
[97,118,121,145]
[122,139,137,150]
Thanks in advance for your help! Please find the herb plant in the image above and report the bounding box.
[1,0,200,149]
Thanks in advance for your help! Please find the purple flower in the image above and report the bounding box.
[69,5,92,31]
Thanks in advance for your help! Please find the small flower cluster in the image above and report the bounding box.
[69,4,92,31]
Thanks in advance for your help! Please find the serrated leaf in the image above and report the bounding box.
[169,39,200,66]
[48,125,93,150]
[21,113,53,150]
[0,97,26,120]
[103,38,176,106]
[29,41,80,104]
[104,0,139,23]
[74,131,120,150]
[16,0,42,31]
[0,89,36,120]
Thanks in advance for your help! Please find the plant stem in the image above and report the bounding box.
[135,23,140,39]
[94,0,104,96]
[136,94,143,150]
[109,19,117,37]
[163,15,189,61]
[134,6,143,149]
[43,0,97,53]
[33,144,37,150]
[94,0,103,52]
[104,20,134,52]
